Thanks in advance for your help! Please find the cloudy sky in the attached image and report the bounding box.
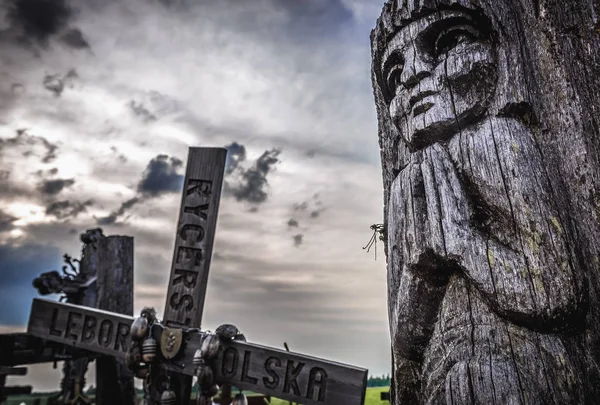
[0,0,389,391]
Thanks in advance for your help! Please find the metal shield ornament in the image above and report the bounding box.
[160,327,183,359]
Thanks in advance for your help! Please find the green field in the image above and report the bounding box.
[5,387,390,405]
[241,386,389,405]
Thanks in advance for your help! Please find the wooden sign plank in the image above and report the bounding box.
[27,299,133,358]
[152,328,368,405]
[28,300,368,405]
[163,147,226,328]
[213,340,368,405]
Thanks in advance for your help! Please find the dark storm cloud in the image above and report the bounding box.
[97,154,184,225]
[226,149,281,205]
[46,199,93,219]
[293,194,324,218]
[97,197,140,226]
[293,201,308,211]
[129,101,157,123]
[0,129,59,163]
[39,178,75,195]
[42,69,77,97]
[110,146,127,163]
[287,218,299,228]
[224,142,246,174]
[0,242,62,325]
[43,74,63,96]
[60,28,90,50]
[5,0,73,45]
[293,234,303,247]
[138,154,184,196]
[0,210,18,232]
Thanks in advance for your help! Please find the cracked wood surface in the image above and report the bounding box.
[371,0,600,404]
[27,299,368,405]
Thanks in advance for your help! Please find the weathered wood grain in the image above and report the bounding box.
[152,329,368,405]
[163,147,226,329]
[27,299,133,357]
[27,300,367,405]
[91,236,136,405]
[371,1,600,403]
[159,147,226,405]
[0,333,75,366]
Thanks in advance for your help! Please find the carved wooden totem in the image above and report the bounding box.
[371,0,600,403]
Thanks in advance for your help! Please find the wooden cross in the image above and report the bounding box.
[27,147,368,405]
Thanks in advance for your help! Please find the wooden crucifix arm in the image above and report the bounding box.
[27,299,368,405]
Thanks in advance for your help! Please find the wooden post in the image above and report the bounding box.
[371,1,600,403]
[159,148,226,405]
[83,236,135,405]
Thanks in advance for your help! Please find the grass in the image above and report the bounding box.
[262,387,390,405]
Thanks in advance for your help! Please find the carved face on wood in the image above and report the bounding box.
[380,10,497,151]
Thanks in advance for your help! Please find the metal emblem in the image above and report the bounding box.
[160,327,183,360]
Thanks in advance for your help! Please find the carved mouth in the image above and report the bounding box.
[413,102,435,117]
[409,91,438,110]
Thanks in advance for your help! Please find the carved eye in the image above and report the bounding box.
[387,66,403,97]
[383,52,405,102]
[434,27,477,57]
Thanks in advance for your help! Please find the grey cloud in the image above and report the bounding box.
[130,91,180,122]
[46,199,93,219]
[224,142,246,174]
[0,210,18,232]
[294,194,324,218]
[39,178,75,195]
[293,234,303,247]
[129,100,157,123]
[225,149,281,205]
[97,154,183,225]
[110,146,127,163]
[60,28,90,49]
[137,154,184,196]
[97,197,139,225]
[287,218,299,228]
[293,202,308,211]
[5,0,72,45]
[42,69,78,97]
[0,129,59,163]
[42,74,63,96]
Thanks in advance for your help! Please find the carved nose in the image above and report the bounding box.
[400,53,432,90]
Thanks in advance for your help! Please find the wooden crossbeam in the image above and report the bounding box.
[0,334,75,366]
[0,367,26,376]
[28,299,368,405]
